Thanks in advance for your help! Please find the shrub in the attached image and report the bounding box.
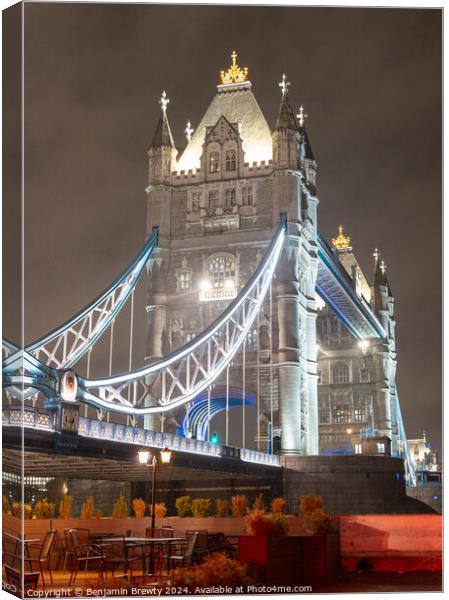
[300,495,336,535]
[12,502,32,519]
[112,495,129,518]
[191,498,211,518]
[169,552,253,590]
[154,502,167,518]
[231,495,247,517]
[3,495,11,514]
[270,512,289,535]
[253,494,265,512]
[132,498,146,519]
[271,497,286,514]
[34,498,55,520]
[216,498,229,517]
[59,495,73,519]
[175,495,192,517]
[300,495,323,514]
[246,509,274,536]
[81,496,95,519]
[246,506,289,537]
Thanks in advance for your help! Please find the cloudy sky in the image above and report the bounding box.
[4,4,441,452]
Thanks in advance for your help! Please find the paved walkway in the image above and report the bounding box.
[314,571,442,593]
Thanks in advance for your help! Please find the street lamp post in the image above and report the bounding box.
[138,448,172,537]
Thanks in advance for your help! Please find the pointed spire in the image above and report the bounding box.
[275,73,297,130]
[374,252,389,287]
[150,90,175,148]
[184,121,194,143]
[297,105,308,127]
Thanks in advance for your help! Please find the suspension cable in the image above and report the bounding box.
[85,348,91,418]
[269,278,273,454]
[226,364,230,445]
[256,308,260,451]
[127,290,135,425]
[109,319,114,376]
[207,386,211,441]
[242,337,246,449]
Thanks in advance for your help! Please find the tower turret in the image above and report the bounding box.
[272,74,299,169]
[147,90,177,184]
[297,105,317,193]
[372,250,393,330]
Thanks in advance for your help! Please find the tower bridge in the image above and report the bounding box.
[3,53,418,513]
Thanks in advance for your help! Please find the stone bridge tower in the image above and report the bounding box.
[144,53,319,455]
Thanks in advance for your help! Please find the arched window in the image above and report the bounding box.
[177,271,191,292]
[333,363,349,384]
[209,151,220,173]
[208,255,236,289]
[242,186,253,206]
[225,149,236,171]
[208,191,218,210]
[225,189,236,208]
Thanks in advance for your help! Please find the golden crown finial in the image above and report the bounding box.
[332,225,352,250]
[220,51,249,85]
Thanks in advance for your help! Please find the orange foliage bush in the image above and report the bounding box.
[169,552,253,590]
[231,495,247,517]
[300,495,336,535]
[271,497,286,514]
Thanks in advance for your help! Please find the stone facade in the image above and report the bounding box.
[316,238,399,456]
[144,62,319,456]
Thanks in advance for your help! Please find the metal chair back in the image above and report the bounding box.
[184,532,198,561]
[40,529,56,560]
[145,526,167,538]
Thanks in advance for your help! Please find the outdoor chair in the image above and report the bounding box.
[97,536,139,586]
[185,530,209,563]
[160,526,174,537]
[68,528,103,585]
[63,528,76,573]
[145,526,167,538]
[25,529,56,588]
[165,531,198,572]
[4,564,40,595]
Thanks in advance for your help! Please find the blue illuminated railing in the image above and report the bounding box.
[2,406,280,467]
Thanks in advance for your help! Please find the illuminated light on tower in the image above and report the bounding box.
[358,339,369,354]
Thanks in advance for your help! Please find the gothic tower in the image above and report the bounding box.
[145,53,319,455]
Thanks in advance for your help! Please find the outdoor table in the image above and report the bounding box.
[101,537,183,576]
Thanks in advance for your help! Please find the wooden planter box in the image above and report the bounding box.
[301,533,340,586]
[239,536,305,586]
[239,534,340,587]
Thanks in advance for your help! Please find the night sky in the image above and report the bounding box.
[5,5,442,452]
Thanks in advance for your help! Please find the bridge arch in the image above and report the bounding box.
[178,386,256,442]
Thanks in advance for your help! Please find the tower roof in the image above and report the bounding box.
[176,53,272,172]
[300,125,315,160]
[374,257,390,287]
[149,91,175,149]
[275,74,298,131]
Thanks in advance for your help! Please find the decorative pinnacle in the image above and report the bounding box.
[332,225,352,250]
[373,248,380,263]
[278,73,291,96]
[380,260,387,275]
[220,51,249,85]
[184,121,194,142]
[159,90,169,113]
[297,105,308,127]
